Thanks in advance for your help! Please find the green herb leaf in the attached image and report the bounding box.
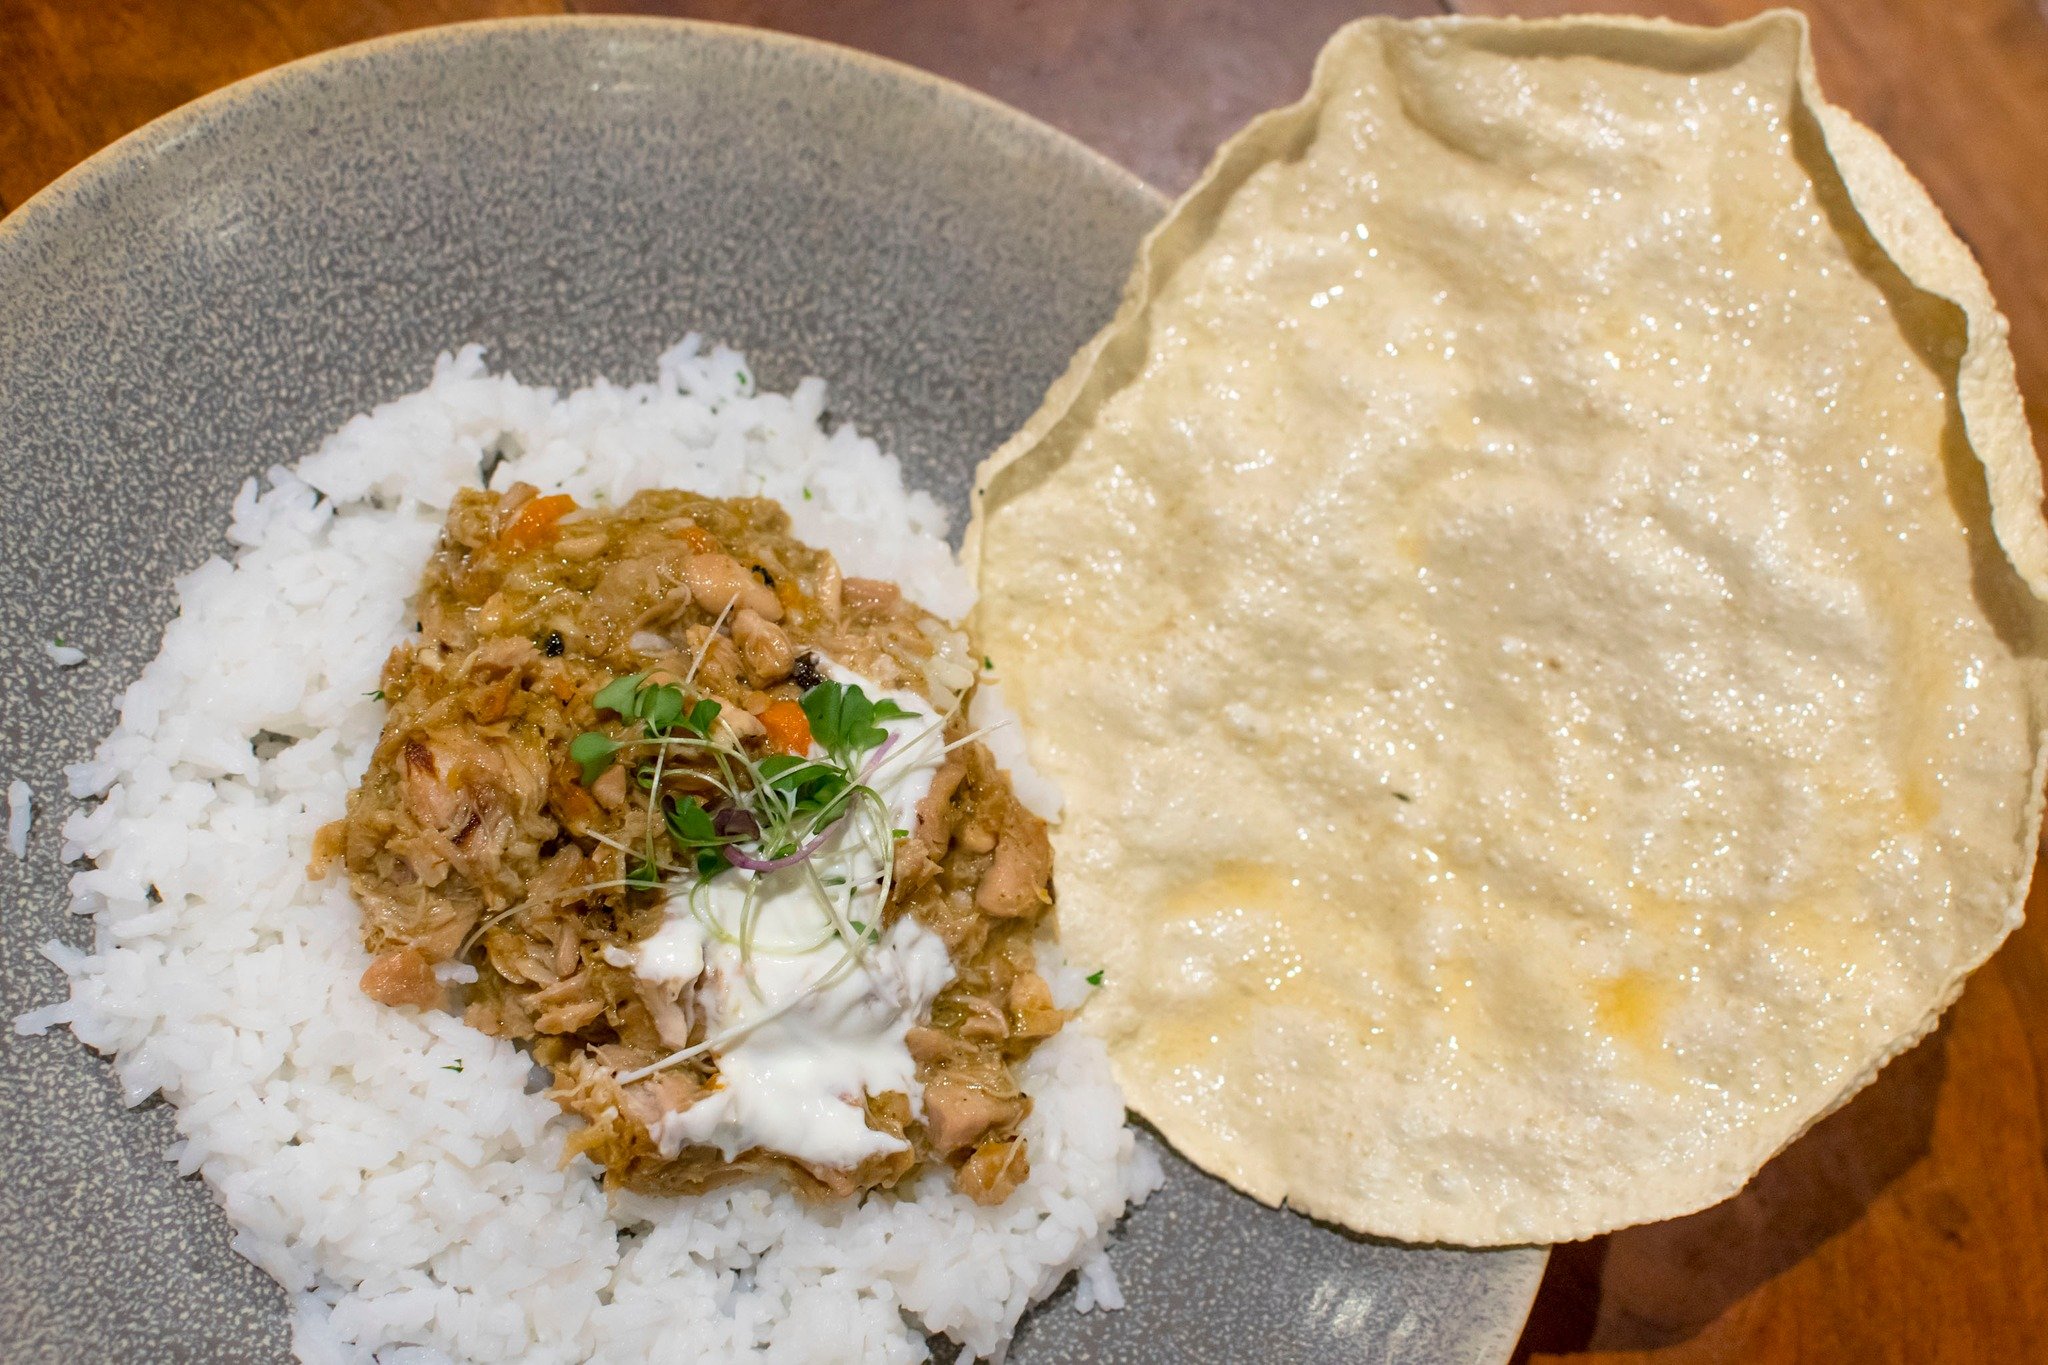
[366,689,385,702]
[758,754,852,820]
[800,680,866,755]
[626,857,662,890]
[443,1060,464,1073]
[801,487,813,501]
[665,796,724,847]
[682,698,722,739]
[1086,969,1105,987]
[569,732,623,785]
[982,657,993,670]
[892,828,909,840]
[759,755,839,791]
[695,847,729,880]
[593,672,649,717]
[800,681,906,759]
[641,684,687,736]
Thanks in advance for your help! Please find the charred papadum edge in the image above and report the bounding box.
[963,10,2048,1243]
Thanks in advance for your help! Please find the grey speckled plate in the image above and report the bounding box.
[0,18,1544,1363]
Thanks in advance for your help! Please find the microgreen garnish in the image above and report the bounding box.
[800,681,915,763]
[666,796,725,847]
[757,754,853,829]
[638,684,685,735]
[570,732,622,784]
[561,663,957,1088]
[982,657,993,670]
[443,1061,464,1073]
[1086,969,1105,986]
[366,689,385,701]
[593,671,717,742]
[593,671,647,715]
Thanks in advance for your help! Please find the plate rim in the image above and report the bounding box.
[0,12,1169,249]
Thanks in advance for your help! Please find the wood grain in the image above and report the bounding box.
[573,0,1438,197]
[5,1,2048,1360]
[0,0,559,213]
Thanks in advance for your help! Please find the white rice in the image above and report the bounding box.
[968,682,1061,822]
[6,779,30,857]
[15,338,1160,1363]
[46,640,88,667]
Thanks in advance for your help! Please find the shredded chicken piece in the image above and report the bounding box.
[333,486,1062,1203]
[923,1077,1026,1154]
[956,1137,1031,1206]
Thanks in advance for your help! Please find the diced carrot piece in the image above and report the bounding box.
[758,699,812,756]
[500,493,577,549]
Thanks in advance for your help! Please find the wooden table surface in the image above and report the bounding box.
[6,1,2047,1359]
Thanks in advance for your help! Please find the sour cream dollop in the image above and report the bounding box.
[637,661,956,1169]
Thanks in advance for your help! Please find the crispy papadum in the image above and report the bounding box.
[965,12,2048,1244]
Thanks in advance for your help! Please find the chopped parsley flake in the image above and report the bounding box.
[1086,969,1105,987]
[577,669,922,998]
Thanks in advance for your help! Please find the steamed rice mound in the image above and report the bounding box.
[19,339,1161,1363]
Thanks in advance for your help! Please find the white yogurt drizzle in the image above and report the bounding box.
[635,660,956,1168]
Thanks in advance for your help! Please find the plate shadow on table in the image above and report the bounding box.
[1511,1014,1950,1358]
